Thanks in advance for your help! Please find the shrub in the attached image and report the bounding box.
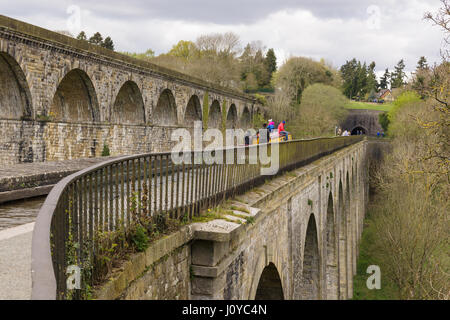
[101,143,110,157]
[288,84,348,138]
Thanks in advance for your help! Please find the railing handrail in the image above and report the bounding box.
[31,136,363,300]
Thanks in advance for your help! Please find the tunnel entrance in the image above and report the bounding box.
[351,127,366,135]
[255,262,284,300]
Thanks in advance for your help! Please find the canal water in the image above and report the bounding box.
[0,196,45,231]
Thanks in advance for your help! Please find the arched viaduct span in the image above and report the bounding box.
[93,140,368,300]
[0,15,259,165]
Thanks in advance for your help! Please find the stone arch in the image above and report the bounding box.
[49,68,99,122]
[240,106,251,129]
[345,171,353,297]
[254,262,284,300]
[112,80,145,124]
[300,214,320,299]
[325,191,338,299]
[338,179,347,299]
[184,95,202,126]
[153,88,177,125]
[208,100,221,129]
[350,125,368,135]
[226,103,238,129]
[0,52,32,119]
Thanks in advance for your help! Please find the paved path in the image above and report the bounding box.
[0,223,34,300]
[0,156,118,192]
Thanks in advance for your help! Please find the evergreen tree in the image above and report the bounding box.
[412,56,430,99]
[340,58,359,99]
[366,61,378,92]
[416,56,428,70]
[390,59,406,88]
[102,36,115,51]
[89,32,103,45]
[264,48,277,75]
[379,68,390,89]
[76,31,87,41]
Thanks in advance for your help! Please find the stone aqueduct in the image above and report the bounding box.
[191,141,368,300]
[0,15,259,166]
[94,141,368,300]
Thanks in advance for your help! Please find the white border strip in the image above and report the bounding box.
[0,222,35,241]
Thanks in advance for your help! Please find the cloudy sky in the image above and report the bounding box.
[0,0,446,77]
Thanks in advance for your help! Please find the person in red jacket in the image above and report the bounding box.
[278,120,288,141]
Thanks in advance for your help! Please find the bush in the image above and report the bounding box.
[289,84,348,138]
[131,224,150,252]
[101,143,110,157]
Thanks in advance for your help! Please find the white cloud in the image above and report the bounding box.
[1,0,445,73]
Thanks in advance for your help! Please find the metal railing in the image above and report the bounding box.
[31,136,363,299]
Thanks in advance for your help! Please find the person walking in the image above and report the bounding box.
[278,120,289,141]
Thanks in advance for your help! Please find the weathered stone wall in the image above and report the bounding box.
[121,245,191,300]
[0,15,259,166]
[189,140,368,300]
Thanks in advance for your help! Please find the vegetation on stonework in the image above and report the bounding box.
[101,143,110,157]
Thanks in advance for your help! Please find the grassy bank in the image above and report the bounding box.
[345,100,393,112]
[352,204,400,300]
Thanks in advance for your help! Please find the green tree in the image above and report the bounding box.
[289,84,348,138]
[366,61,379,94]
[101,36,114,51]
[277,56,333,104]
[379,68,390,89]
[391,59,406,88]
[264,48,277,87]
[265,48,277,74]
[340,58,370,99]
[411,56,431,99]
[122,49,155,61]
[416,56,428,70]
[168,40,197,60]
[89,32,103,45]
[76,31,87,41]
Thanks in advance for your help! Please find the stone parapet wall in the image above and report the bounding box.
[0,119,181,166]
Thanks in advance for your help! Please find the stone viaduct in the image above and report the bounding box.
[0,15,259,166]
[94,140,368,300]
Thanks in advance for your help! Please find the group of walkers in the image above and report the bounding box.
[248,119,289,145]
